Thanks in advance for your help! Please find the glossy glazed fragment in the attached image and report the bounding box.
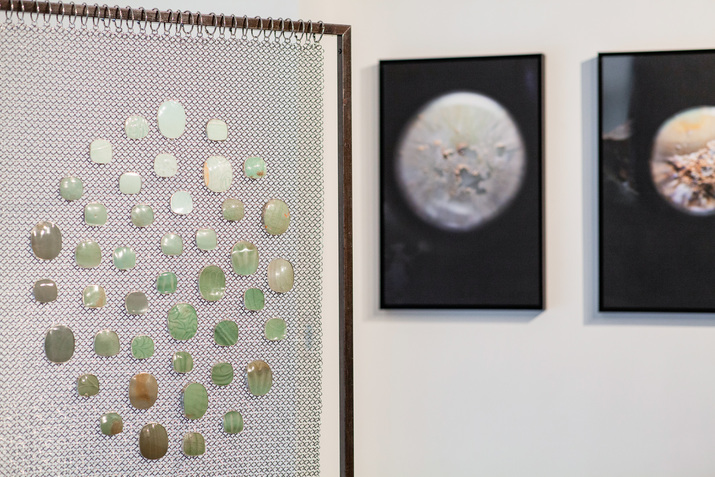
[154,153,178,177]
[84,203,108,226]
[44,324,74,363]
[167,303,198,341]
[33,279,58,303]
[182,382,208,420]
[221,198,244,221]
[161,233,183,256]
[119,172,142,195]
[211,362,234,386]
[230,241,259,276]
[100,412,123,435]
[157,100,186,139]
[82,285,106,308]
[129,373,158,409]
[198,265,226,301]
[262,199,290,235]
[244,288,265,311]
[264,318,287,341]
[75,240,101,269]
[125,115,149,139]
[131,335,154,359]
[125,291,149,315]
[59,176,83,201]
[94,329,120,356]
[89,139,112,164]
[30,221,62,260]
[223,411,244,434]
[131,204,154,227]
[139,423,168,460]
[195,228,217,251]
[205,119,228,141]
[77,374,99,396]
[172,351,193,373]
[182,432,206,456]
[170,190,193,215]
[213,320,238,346]
[156,271,178,294]
[268,258,294,293]
[246,360,273,396]
[243,156,266,179]
[113,246,136,270]
[203,155,233,193]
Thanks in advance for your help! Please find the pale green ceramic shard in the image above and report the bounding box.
[211,362,234,386]
[139,423,168,460]
[203,155,232,192]
[170,190,193,215]
[206,119,228,141]
[196,228,217,251]
[182,432,205,456]
[154,153,178,177]
[33,279,58,303]
[243,156,266,179]
[264,318,287,341]
[167,303,198,341]
[221,198,244,221]
[59,176,83,201]
[156,271,178,294]
[125,115,149,139]
[244,288,265,311]
[182,383,208,420]
[94,329,120,356]
[84,203,107,226]
[131,335,154,359]
[44,324,74,363]
[157,100,186,139]
[113,246,136,270]
[198,265,225,302]
[89,139,112,164]
[75,240,101,269]
[161,233,183,256]
[125,291,148,315]
[77,374,99,396]
[31,221,62,261]
[172,351,193,373]
[119,172,142,194]
[131,204,154,227]
[246,360,272,396]
[82,285,106,308]
[262,199,290,235]
[213,320,238,346]
[223,411,244,434]
[231,241,258,276]
[268,258,294,293]
[100,412,123,435]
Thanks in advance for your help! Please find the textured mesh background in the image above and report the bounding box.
[0,17,324,476]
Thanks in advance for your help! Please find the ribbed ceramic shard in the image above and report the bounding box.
[262,199,290,235]
[246,360,273,396]
[182,432,205,456]
[129,373,158,409]
[156,271,178,294]
[131,204,154,227]
[203,155,232,192]
[221,198,244,221]
[231,241,259,276]
[100,413,123,435]
[223,411,244,434]
[167,303,198,341]
[31,221,62,260]
[131,335,154,359]
[206,119,228,141]
[213,320,238,346]
[84,203,108,226]
[82,285,106,308]
[77,374,99,396]
[75,240,101,269]
[172,351,193,373]
[198,265,225,301]
[139,423,168,460]
[94,329,119,357]
[125,115,149,139]
[268,258,294,292]
[33,279,58,303]
[44,324,74,363]
[182,383,208,420]
[113,246,136,270]
[157,100,186,139]
[211,362,234,386]
[89,139,112,164]
[59,176,83,201]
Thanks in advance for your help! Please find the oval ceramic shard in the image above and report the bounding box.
[131,335,154,359]
[211,362,234,386]
[119,172,142,195]
[154,153,178,177]
[221,198,244,221]
[223,411,244,434]
[129,373,158,409]
[230,241,259,276]
[268,258,294,293]
[131,204,154,227]
[196,228,217,251]
[246,360,273,396]
[203,155,233,193]
[44,324,74,363]
[82,285,106,308]
[261,199,290,235]
[59,176,83,201]
[84,203,108,226]
[161,233,183,256]
[139,423,168,460]
[75,240,101,269]
[33,279,58,303]
[113,246,136,270]
[77,374,100,396]
[94,329,120,356]
[172,351,193,373]
[125,115,149,139]
[206,119,228,141]
[167,303,198,341]
[170,190,193,215]
[182,382,208,420]
[31,221,62,260]
[244,288,265,311]
[157,100,186,139]
[125,291,149,315]
[156,271,178,295]
[100,412,123,435]
[89,139,112,164]
[213,320,238,346]
[264,318,287,341]
[198,265,226,301]
[243,156,266,179]
[182,432,206,456]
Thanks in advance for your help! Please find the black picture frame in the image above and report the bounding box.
[379,54,544,309]
[599,49,715,312]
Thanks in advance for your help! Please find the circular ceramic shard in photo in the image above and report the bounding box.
[651,106,715,214]
[395,91,526,231]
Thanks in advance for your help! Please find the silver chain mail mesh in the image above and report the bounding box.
[0,13,324,476]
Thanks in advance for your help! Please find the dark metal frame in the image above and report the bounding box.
[0,2,353,475]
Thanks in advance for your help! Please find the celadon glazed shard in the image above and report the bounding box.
[157,100,186,139]
[44,324,74,363]
[172,351,193,373]
[156,271,178,295]
[94,329,120,357]
[203,155,233,193]
[100,413,123,435]
[82,285,106,308]
[182,382,208,420]
[243,156,266,179]
[170,190,193,215]
[268,258,294,293]
[198,265,226,302]
[119,172,142,194]
[131,335,154,359]
[125,115,149,139]
[89,139,112,164]
[262,199,290,235]
[125,291,149,315]
[221,198,244,221]
[244,288,265,311]
[196,228,217,251]
[129,373,158,409]
[139,423,168,460]
[59,176,83,201]
[131,204,154,227]
[161,233,183,256]
[246,360,273,396]
[33,279,58,303]
[213,320,238,347]
[113,246,136,270]
[31,221,62,260]
[77,374,100,397]
[75,239,101,269]
[223,411,244,434]
[84,203,108,226]
[211,362,234,386]
[167,303,198,341]
[182,432,205,456]
[264,318,287,341]
[206,119,228,141]
[231,241,259,276]
[154,153,178,177]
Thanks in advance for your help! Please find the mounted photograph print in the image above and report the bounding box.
[380,55,543,309]
[600,49,715,312]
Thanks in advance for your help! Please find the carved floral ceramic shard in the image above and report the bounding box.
[203,155,233,193]
[167,303,198,341]
[100,412,123,435]
[182,382,208,420]
[125,115,149,139]
[125,291,149,315]
[30,221,62,260]
[198,265,226,301]
[82,285,106,308]
[139,423,168,460]
[161,233,183,256]
[246,360,273,396]
[230,241,259,276]
[221,198,244,221]
[77,374,100,397]
[268,258,294,293]
[156,271,178,295]
[89,139,112,164]
[33,279,58,303]
[264,317,287,341]
[172,351,193,373]
[119,172,142,195]
[84,203,108,226]
[131,204,154,227]
[44,324,74,363]
[131,335,155,359]
[196,228,217,251]
[170,190,193,215]
[59,176,83,201]
[75,239,101,269]
[262,199,290,235]
[113,246,136,270]
[213,320,238,347]
[223,411,244,434]
[129,373,158,409]
[244,288,265,311]
[94,329,120,357]
[205,119,228,141]
[243,156,266,179]
[211,362,234,386]
[154,153,178,177]
[182,432,206,456]
[157,100,186,139]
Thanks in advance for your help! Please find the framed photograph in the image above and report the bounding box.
[600,49,715,312]
[379,55,544,309]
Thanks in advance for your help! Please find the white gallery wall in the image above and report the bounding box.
[134,0,715,475]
